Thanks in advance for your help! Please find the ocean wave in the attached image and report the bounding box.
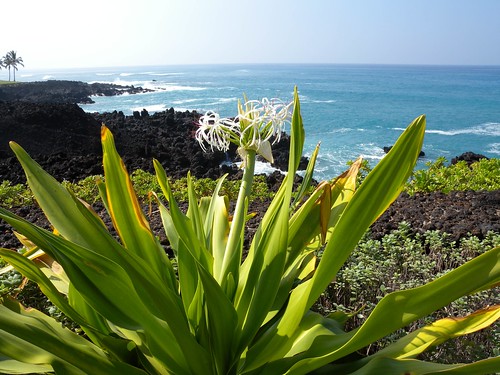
[42,75,55,80]
[120,73,135,77]
[426,123,500,136]
[311,127,366,135]
[96,78,146,87]
[298,95,336,104]
[149,72,184,76]
[198,97,238,108]
[157,85,207,92]
[216,97,238,103]
[92,79,205,92]
[131,104,168,113]
[96,72,116,76]
[171,98,203,105]
[358,143,386,160]
[392,123,500,137]
[310,99,337,104]
[487,143,500,155]
[253,160,281,175]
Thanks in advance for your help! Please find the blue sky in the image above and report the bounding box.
[3,0,500,69]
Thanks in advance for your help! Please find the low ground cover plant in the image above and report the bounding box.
[0,89,499,374]
[2,156,499,209]
[406,157,500,194]
[316,223,500,363]
[0,171,275,209]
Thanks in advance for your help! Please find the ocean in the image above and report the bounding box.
[19,64,500,180]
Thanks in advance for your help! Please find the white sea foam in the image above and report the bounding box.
[159,85,207,92]
[102,78,146,87]
[358,144,386,160]
[310,99,337,104]
[96,72,116,76]
[426,123,500,136]
[120,72,135,77]
[149,72,184,76]
[311,127,365,136]
[42,75,55,80]
[172,98,203,105]
[253,161,282,175]
[392,123,500,137]
[487,143,500,155]
[91,79,205,92]
[217,97,238,103]
[131,104,167,112]
[142,81,206,92]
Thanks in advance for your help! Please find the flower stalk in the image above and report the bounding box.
[195,96,291,297]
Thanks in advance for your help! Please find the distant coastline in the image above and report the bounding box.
[0,80,152,104]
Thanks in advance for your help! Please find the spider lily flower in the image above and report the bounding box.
[195,111,240,152]
[195,97,292,165]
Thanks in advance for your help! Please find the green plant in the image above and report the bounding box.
[0,180,33,208]
[317,223,500,362]
[62,175,103,204]
[0,89,498,374]
[406,157,500,194]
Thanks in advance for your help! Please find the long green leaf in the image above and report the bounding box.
[307,114,426,308]
[8,141,123,259]
[291,142,320,211]
[210,195,230,282]
[154,160,213,336]
[321,356,500,375]
[0,355,53,375]
[250,246,499,374]
[101,126,176,289]
[287,157,361,266]
[0,298,146,375]
[0,248,106,339]
[0,208,210,374]
[372,305,500,360]
[197,263,238,374]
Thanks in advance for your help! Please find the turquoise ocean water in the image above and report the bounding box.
[19,64,500,179]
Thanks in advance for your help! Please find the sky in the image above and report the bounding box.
[2,0,500,70]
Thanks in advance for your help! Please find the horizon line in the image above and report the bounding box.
[18,61,500,72]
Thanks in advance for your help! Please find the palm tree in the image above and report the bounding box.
[3,54,11,81]
[4,51,24,81]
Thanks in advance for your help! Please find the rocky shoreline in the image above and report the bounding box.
[0,81,498,250]
[0,80,153,104]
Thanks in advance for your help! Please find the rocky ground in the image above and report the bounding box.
[0,83,498,250]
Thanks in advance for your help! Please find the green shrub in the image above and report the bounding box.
[316,223,500,363]
[0,181,33,208]
[406,157,500,194]
[62,175,102,204]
